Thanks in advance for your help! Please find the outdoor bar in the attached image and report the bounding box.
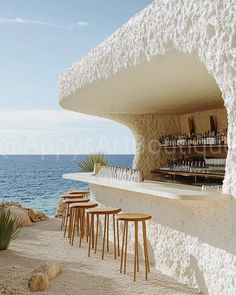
[59,0,236,294]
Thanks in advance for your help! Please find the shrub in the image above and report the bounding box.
[0,209,21,250]
[78,153,108,172]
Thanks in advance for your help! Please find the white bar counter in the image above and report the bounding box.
[63,172,230,201]
[63,172,235,292]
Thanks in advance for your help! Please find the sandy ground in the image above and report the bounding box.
[0,219,201,295]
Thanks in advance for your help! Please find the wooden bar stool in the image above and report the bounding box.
[63,198,90,236]
[116,213,151,282]
[70,202,98,246]
[61,191,89,200]
[61,194,84,230]
[87,208,121,260]
[61,194,84,200]
[61,191,90,227]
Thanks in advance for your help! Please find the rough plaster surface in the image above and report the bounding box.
[91,184,236,295]
[59,0,236,293]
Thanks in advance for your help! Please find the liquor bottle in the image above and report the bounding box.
[184,134,187,146]
[221,130,225,145]
[187,133,190,146]
[203,133,206,145]
[211,131,215,145]
[169,135,171,146]
[206,131,209,145]
[193,133,196,146]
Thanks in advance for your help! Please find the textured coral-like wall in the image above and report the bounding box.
[112,113,181,179]
[59,0,236,195]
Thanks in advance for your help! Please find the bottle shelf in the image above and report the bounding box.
[151,169,225,180]
[160,144,228,149]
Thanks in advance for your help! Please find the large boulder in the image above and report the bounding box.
[28,262,62,292]
[0,202,48,227]
[27,208,48,223]
[8,206,32,227]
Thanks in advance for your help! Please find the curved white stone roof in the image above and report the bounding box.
[59,0,235,116]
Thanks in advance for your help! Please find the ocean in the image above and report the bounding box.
[0,155,134,216]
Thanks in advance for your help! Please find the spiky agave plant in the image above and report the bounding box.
[78,153,108,172]
[0,209,21,250]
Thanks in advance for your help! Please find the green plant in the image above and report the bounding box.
[78,153,108,172]
[0,209,21,250]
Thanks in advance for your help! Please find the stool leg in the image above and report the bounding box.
[82,209,85,239]
[61,203,66,230]
[92,214,95,249]
[77,209,80,235]
[117,219,120,257]
[79,209,82,236]
[136,222,139,273]
[102,215,107,260]
[63,204,69,237]
[88,214,92,257]
[71,208,78,246]
[113,214,117,259]
[124,221,128,274]
[144,222,150,273]
[95,214,99,254]
[120,221,126,273]
[79,209,84,247]
[142,221,150,280]
[134,221,138,282]
[69,207,74,241]
[106,214,109,252]
[86,212,89,242]
[68,207,73,239]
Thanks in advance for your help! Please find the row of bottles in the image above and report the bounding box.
[159,129,228,147]
[160,158,226,175]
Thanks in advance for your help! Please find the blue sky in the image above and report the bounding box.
[0,0,151,154]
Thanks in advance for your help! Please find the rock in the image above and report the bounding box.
[28,262,62,292]
[8,206,32,227]
[55,198,64,218]
[40,261,62,280]
[0,280,18,295]
[28,272,49,292]
[0,202,48,227]
[27,209,38,222]
[27,209,48,223]
[0,201,23,209]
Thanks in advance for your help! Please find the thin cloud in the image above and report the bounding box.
[0,16,89,30]
[77,21,89,27]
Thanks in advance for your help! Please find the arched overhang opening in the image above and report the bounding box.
[60,50,229,188]
[102,51,229,188]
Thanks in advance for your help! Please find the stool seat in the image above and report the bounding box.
[68,190,90,195]
[88,207,121,215]
[63,198,90,204]
[61,194,84,199]
[69,202,98,209]
[116,213,151,222]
